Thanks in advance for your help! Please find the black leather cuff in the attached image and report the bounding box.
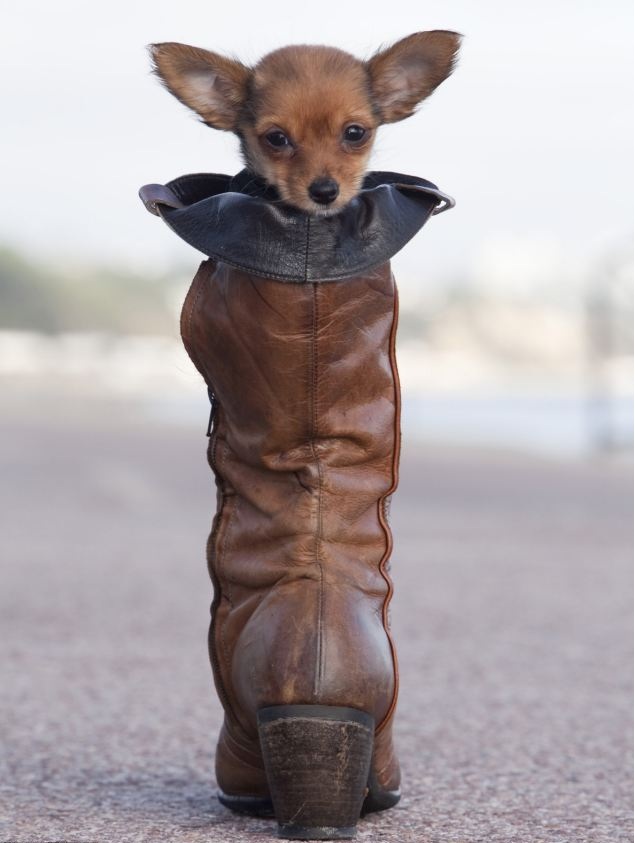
[139,169,454,283]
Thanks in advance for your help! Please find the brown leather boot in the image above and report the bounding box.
[140,169,453,839]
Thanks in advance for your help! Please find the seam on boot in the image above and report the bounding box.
[309,281,325,698]
[376,273,401,733]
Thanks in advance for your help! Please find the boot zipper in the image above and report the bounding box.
[204,390,235,719]
[206,386,218,437]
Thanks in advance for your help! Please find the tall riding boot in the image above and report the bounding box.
[140,169,454,840]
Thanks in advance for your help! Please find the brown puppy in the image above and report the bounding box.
[150,32,461,215]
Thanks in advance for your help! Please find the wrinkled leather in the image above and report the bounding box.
[140,169,449,282]
[180,258,403,798]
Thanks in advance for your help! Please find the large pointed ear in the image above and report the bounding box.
[149,42,251,131]
[367,31,462,124]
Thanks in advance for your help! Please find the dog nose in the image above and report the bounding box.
[308,178,340,205]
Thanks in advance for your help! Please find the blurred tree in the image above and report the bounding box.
[0,246,182,335]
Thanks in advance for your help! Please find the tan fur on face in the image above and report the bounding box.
[150,32,462,214]
[242,46,377,213]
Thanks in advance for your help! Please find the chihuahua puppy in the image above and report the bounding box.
[150,32,461,215]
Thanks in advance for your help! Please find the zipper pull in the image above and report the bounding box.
[206,387,218,437]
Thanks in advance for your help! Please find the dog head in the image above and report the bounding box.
[150,32,461,214]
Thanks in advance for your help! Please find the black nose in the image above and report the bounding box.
[308,178,340,205]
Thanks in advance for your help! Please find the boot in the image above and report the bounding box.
[140,169,453,839]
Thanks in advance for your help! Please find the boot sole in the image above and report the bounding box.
[218,704,401,839]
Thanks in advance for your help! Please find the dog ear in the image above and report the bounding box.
[367,31,462,123]
[149,42,250,131]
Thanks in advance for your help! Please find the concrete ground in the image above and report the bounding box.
[0,384,632,842]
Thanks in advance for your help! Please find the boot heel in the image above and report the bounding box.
[257,705,374,840]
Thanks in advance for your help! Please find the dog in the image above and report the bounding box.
[149,32,461,215]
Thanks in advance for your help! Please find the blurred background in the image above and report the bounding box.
[2,0,632,455]
[1,3,633,842]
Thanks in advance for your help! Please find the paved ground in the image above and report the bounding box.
[0,384,632,842]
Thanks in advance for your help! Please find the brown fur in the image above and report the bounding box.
[150,32,461,214]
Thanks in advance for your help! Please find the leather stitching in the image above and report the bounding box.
[303,216,311,282]
[222,729,266,771]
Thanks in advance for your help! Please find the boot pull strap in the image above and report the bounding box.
[395,182,456,215]
[139,183,185,216]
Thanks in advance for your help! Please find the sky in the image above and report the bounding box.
[2,0,633,297]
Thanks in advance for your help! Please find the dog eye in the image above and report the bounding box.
[265,130,290,148]
[343,125,367,143]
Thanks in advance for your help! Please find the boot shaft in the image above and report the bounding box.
[181,259,400,731]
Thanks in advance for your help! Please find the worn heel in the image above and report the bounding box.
[257,705,374,840]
